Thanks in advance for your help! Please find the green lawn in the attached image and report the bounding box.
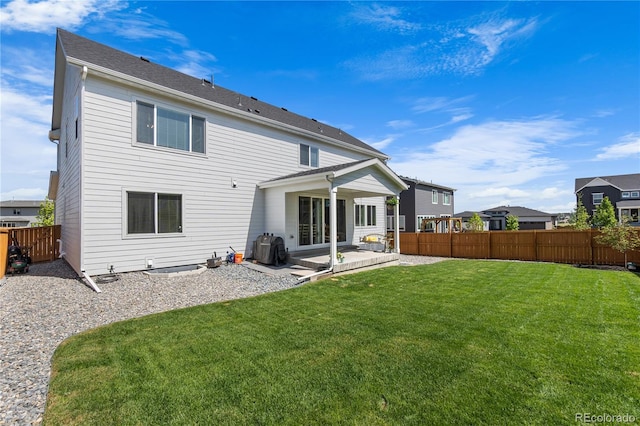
[44,260,640,425]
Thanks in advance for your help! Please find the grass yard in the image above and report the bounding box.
[44,260,640,425]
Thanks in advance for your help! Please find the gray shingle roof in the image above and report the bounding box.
[483,206,555,217]
[261,159,369,183]
[56,29,386,159]
[454,211,491,219]
[400,176,456,192]
[574,173,640,192]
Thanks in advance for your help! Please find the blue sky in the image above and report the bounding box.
[1,1,638,213]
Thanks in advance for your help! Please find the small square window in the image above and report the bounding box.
[592,193,603,205]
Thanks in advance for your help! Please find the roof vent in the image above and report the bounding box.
[140,56,150,63]
[254,109,260,114]
[281,107,288,111]
[251,96,258,101]
[311,118,317,122]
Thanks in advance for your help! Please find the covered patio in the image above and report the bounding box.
[258,158,408,274]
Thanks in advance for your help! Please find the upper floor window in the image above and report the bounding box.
[443,192,451,205]
[136,101,205,153]
[299,144,319,167]
[592,193,603,205]
[432,190,438,204]
[13,209,20,215]
[623,191,640,198]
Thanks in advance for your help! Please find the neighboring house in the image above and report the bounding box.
[482,206,557,230]
[47,29,407,277]
[574,173,640,226]
[0,200,41,227]
[389,177,455,233]
[454,211,491,231]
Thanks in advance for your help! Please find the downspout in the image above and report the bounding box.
[79,65,90,287]
[82,269,102,293]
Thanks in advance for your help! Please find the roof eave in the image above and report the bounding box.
[64,56,389,161]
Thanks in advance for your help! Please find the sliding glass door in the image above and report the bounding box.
[299,196,346,246]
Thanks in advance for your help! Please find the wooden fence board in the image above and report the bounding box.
[400,229,640,266]
[3,225,61,263]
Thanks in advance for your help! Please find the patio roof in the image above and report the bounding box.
[258,158,408,195]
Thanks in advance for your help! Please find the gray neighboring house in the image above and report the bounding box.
[455,211,491,231]
[47,29,407,277]
[575,173,640,226]
[483,206,557,230]
[0,200,41,227]
[389,177,456,233]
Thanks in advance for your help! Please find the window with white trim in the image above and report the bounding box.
[592,193,604,205]
[632,191,640,198]
[299,144,319,167]
[136,101,205,153]
[418,215,436,232]
[432,190,438,204]
[443,192,451,205]
[622,192,630,198]
[355,204,376,226]
[127,191,182,235]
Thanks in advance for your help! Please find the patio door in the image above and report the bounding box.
[299,196,346,246]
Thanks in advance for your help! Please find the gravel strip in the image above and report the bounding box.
[0,255,445,425]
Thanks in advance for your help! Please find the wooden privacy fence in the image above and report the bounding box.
[2,225,61,263]
[400,229,640,266]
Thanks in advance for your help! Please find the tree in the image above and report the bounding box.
[467,212,485,232]
[595,215,640,266]
[569,197,590,230]
[506,215,519,231]
[591,196,616,228]
[33,197,54,227]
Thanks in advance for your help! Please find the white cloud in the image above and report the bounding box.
[350,4,422,34]
[466,17,538,69]
[0,85,56,199]
[0,0,123,34]
[595,133,640,160]
[364,135,397,150]
[389,117,580,189]
[386,120,414,130]
[470,187,530,198]
[346,14,539,80]
[172,49,219,79]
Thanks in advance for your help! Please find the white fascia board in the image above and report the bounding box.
[67,57,388,161]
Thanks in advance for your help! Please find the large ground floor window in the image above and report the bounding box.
[127,192,182,235]
[621,208,639,223]
[299,196,346,246]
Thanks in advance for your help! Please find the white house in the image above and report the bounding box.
[48,29,407,278]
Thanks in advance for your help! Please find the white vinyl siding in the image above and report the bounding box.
[73,77,378,275]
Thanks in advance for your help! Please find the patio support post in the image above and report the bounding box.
[394,193,401,253]
[329,185,338,267]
